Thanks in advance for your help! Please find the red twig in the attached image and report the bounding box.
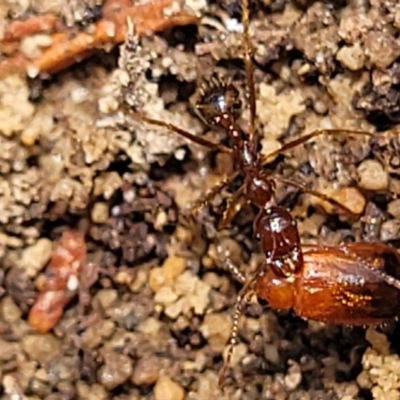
[2,14,59,43]
[28,230,87,333]
[0,0,198,78]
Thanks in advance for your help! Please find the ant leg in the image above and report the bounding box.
[219,284,253,387]
[190,171,239,216]
[377,271,400,290]
[273,176,360,215]
[218,184,247,230]
[128,110,232,153]
[241,0,256,144]
[261,129,376,164]
[224,258,246,284]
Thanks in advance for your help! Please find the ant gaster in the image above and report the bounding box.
[127,0,400,387]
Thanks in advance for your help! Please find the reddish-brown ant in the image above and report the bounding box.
[125,0,400,388]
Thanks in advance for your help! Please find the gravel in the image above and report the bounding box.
[1,0,400,399]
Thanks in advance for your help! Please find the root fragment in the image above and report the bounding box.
[0,0,198,78]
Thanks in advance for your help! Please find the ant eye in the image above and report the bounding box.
[230,101,242,118]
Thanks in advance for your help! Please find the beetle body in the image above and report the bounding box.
[256,242,400,325]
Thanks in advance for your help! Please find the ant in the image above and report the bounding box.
[126,0,400,388]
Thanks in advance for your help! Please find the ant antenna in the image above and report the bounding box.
[241,0,257,147]
[127,110,231,153]
[339,243,400,291]
[377,271,400,291]
[261,129,376,165]
[218,283,253,387]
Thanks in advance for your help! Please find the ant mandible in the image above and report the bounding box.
[126,0,400,388]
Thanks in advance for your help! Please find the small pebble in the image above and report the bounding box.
[174,225,193,244]
[246,317,261,333]
[82,320,116,349]
[164,297,186,319]
[3,375,24,399]
[361,346,400,399]
[380,220,400,242]
[0,340,21,362]
[129,268,147,292]
[71,87,89,104]
[149,256,186,292]
[131,356,160,386]
[0,296,22,323]
[318,187,366,215]
[154,375,185,400]
[264,343,280,365]
[92,289,118,309]
[364,30,400,69]
[366,327,391,355]
[149,267,165,292]
[93,172,123,199]
[387,199,400,219]
[50,178,76,202]
[19,238,52,277]
[194,370,219,400]
[98,352,133,390]
[357,370,372,389]
[22,334,61,364]
[21,112,53,146]
[154,210,168,230]
[284,360,302,390]
[260,138,282,162]
[162,256,186,284]
[15,360,36,391]
[137,317,162,336]
[154,286,179,305]
[183,351,207,372]
[91,202,109,223]
[29,376,50,397]
[336,43,365,70]
[357,160,389,191]
[200,313,232,353]
[76,382,108,400]
[174,271,211,315]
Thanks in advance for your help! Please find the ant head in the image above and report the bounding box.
[196,75,242,129]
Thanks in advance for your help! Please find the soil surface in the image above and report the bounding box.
[1,0,400,399]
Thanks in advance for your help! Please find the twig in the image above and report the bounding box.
[0,0,198,78]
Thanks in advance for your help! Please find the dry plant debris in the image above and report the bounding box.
[28,229,87,333]
[0,0,198,78]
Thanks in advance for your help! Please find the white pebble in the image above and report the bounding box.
[357,160,389,191]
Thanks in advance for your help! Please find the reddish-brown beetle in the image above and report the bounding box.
[256,242,400,326]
